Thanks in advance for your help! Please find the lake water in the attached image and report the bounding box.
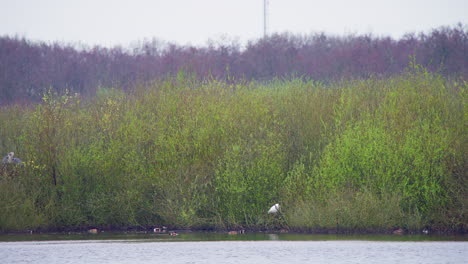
[1,233,467,264]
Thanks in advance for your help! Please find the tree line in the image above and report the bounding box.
[1,24,467,104]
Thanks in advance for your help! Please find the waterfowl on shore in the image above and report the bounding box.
[2,152,23,165]
[268,203,280,214]
[88,228,99,234]
[392,228,404,235]
[153,226,167,233]
[228,229,245,235]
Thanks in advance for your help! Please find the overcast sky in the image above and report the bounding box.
[1,0,467,47]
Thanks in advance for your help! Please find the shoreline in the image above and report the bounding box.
[2,225,466,236]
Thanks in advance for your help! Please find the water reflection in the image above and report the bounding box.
[0,232,466,243]
[0,237,467,264]
[267,234,279,240]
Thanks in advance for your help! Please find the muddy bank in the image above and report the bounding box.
[2,224,466,236]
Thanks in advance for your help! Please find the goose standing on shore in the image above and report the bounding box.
[2,152,23,165]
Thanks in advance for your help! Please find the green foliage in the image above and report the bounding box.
[214,138,285,228]
[287,191,405,230]
[311,69,465,230]
[0,68,465,232]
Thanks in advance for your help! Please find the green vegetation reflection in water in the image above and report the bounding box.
[0,232,466,243]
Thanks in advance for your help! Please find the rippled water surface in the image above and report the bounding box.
[1,233,467,264]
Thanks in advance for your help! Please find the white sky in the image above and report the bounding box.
[0,0,467,48]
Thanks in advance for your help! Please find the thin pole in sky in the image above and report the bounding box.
[264,0,268,37]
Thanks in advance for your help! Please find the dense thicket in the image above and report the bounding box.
[1,24,467,104]
[0,68,466,232]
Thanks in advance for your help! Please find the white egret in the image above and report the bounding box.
[268,203,280,214]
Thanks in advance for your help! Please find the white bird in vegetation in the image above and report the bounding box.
[268,203,280,214]
[2,152,22,165]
